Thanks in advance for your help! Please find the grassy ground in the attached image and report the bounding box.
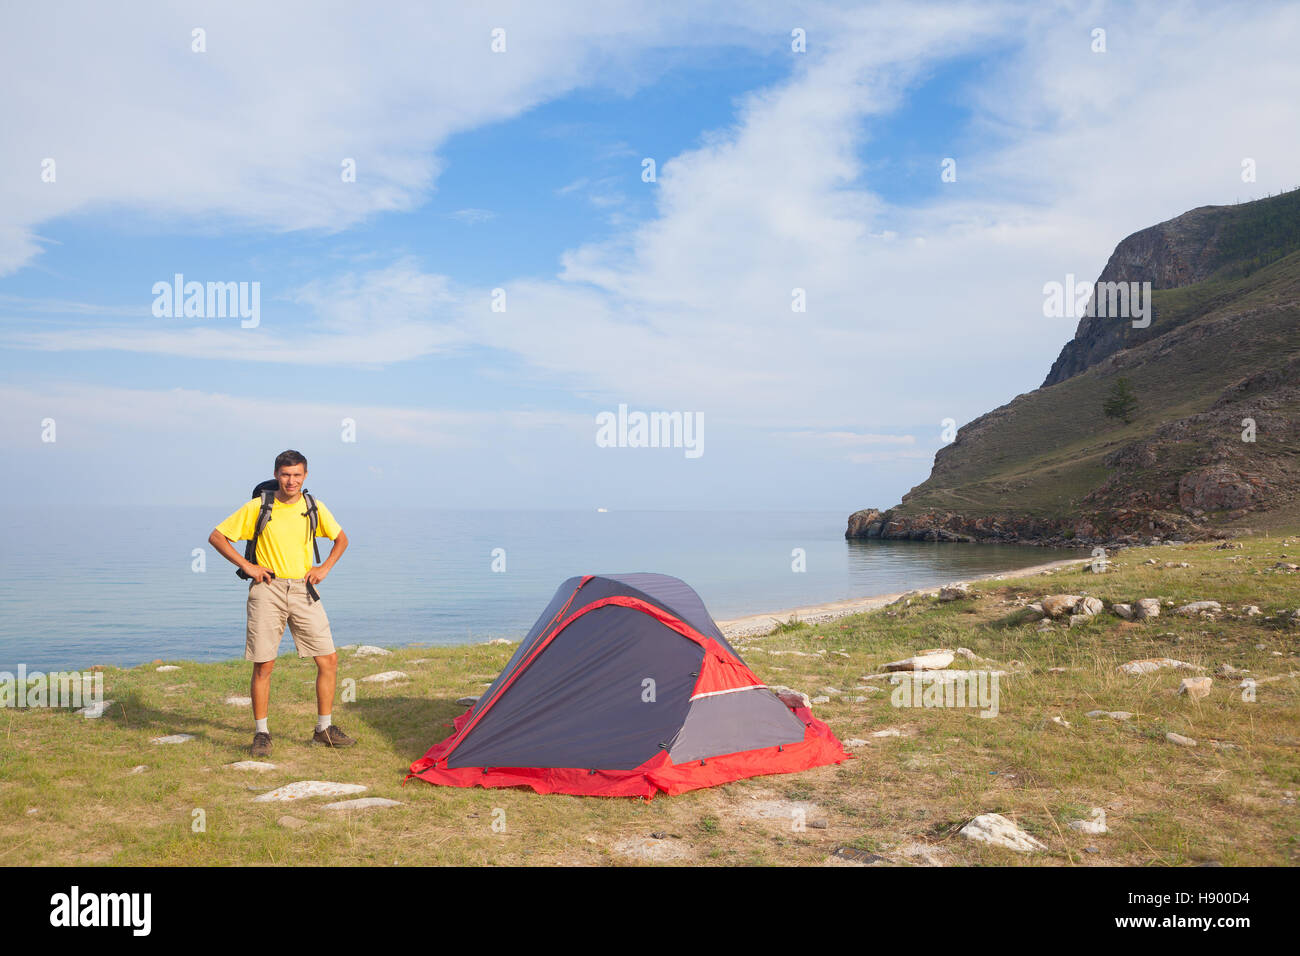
[2,535,1297,866]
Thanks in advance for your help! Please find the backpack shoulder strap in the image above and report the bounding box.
[237,490,276,578]
[302,491,322,565]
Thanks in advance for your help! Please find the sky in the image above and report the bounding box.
[2,0,1298,512]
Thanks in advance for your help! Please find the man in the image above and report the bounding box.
[208,449,356,757]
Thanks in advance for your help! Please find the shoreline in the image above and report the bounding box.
[716,556,1093,640]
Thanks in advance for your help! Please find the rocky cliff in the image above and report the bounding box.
[848,189,1300,549]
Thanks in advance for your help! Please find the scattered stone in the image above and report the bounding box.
[1112,603,1134,620]
[482,638,512,645]
[1210,741,1240,752]
[1085,846,1100,854]
[1175,601,1222,617]
[1178,677,1213,700]
[1117,658,1199,676]
[819,687,842,696]
[954,647,986,662]
[351,645,391,657]
[1086,710,1133,720]
[1166,732,1197,748]
[361,671,409,683]
[1134,598,1162,620]
[883,649,955,671]
[226,761,277,772]
[1078,596,1104,616]
[870,728,902,738]
[811,695,831,705]
[1274,562,1299,571]
[1041,595,1083,618]
[127,765,147,774]
[938,583,970,602]
[959,813,1047,853]
[150,734,194,745]
[322,797,403,811]
[1068,808,1109,834]
[76,700,116,719]
[842,738,869,748]
[224,696,253,707]
[1021,603,1046,621]
[156,665,181,672]
[1215,664,1249,677]
[1242,606,1262,617]
[808,819,829,829]
[1068,614,1090,628]
[832,651,850,659]
[1048,716,1071,728]
[827,846,887,866]
[252,781,368,803]
[277,816,310,830]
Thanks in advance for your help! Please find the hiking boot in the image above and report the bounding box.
[251,731,272,758]
[311,724,356,748]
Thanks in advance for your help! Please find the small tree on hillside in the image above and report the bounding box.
[1103,377,1139,424]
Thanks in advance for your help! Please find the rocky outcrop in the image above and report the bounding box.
[845,506,1212,548]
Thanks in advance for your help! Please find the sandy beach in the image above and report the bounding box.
[717,555,1092,639]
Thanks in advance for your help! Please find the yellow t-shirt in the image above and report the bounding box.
[216,495,341,580]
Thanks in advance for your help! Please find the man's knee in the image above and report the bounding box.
[315,652,338,674]
[252,660,276,680]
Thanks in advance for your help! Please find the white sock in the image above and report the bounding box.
[255,718,269,734]
[316,714,332,732]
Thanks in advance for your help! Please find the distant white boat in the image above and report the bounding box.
[596,507,608,513]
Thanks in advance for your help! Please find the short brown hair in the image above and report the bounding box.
[274,449,308,473]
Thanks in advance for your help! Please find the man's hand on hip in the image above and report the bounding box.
[246,564,275,584]
[306,566,329,587]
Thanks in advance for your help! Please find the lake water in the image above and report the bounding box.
[0,508,1077,671]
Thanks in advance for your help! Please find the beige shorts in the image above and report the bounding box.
[245,578,336,663]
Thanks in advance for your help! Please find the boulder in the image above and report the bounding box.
[1133,598,1162,620]
[1166,732,1197,748]
[1067,808,1109,835]
[252,781,368,803]
[959,813,1047,853]
[1118,658,1199,676]
[1175,601,1222,616]
[1078,596,1105,616]
[1112,603,1134,620]
[1041,595,1083,618]
[938,584,970,602]
[1086,710,1132,720]
[1178,677,1213,700]
[771,686,812,709]
[352,645,392,657]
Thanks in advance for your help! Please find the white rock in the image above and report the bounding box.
[150,733,194,745]
[252,781,368,803]
[225,696,253,707]
[1175,601,1222,616]
[1178,677,1213,700]
[1022,603,1046,620]
[884,649,955,671]
[76,700,115,719]
[1048,716,1071,728]
[811,695,831,704]
[1166,732,1197,747]
[156,665,181,672]
[1117,658,1199,676]
[361,670,409,683]
[127,765,148,774]
[1112,603,1134,620]
[819,687,842,696]
[481,638,512,645]
[1067,808,1108,834]
[888,669,1006,685]
[1078,596,1104,616]
[1133,598,1162,620]
[226,761,277,772]
[938,584,970,602]
[1086,710,1132,720]
[455,696,480,707]
[842,738,870,748]
[959,813,1047,853]
[322,797,403,811]
[870,728,902,738]
[1243,606,1262,616]
[352,645,392,657]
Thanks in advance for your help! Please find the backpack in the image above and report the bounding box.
[234,478,322,580]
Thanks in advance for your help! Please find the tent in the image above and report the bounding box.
[407,573,850,798]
